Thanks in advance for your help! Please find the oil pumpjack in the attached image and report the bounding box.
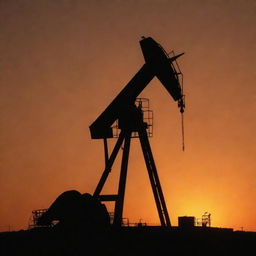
[89,37,185,227]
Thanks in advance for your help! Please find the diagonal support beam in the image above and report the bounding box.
[94,131,125,197]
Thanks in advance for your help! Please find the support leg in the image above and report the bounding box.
[113,132,131,227]
[103,138,109,167]
[138,127,171,226]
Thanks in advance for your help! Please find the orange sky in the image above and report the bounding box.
[0,0,255,232]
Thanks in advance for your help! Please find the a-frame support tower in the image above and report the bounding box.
[93,104,171,227]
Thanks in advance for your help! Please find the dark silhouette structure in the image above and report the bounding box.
[178,216,195,228]
[202,212,211,227]
[36,190,110,230]
[28,209,50,229]
[90,36,185,227]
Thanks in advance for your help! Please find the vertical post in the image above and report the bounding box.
[113,131,131,227]
[103,138,109,167]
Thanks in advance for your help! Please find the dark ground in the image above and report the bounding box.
[0,226,255,256]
